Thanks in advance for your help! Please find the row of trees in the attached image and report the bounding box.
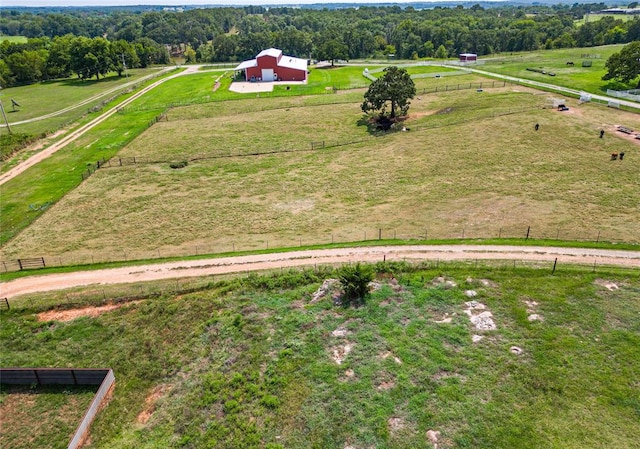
[0,35,168,86]
[2,4,640,86]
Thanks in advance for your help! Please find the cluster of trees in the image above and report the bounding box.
[0,35,168,86]
[2,3,640,87]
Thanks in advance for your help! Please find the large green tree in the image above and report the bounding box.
[602,41,640,88]
[361,66,416,119]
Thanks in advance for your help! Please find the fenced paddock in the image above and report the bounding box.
[0,368,115,449]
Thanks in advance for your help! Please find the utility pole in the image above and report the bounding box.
[121,53,129,78]
[0,86,11,135]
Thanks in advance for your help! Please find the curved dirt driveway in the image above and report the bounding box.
[1,245,638,300]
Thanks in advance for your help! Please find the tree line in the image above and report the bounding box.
[0,35,168,86]
[2,3,640,87]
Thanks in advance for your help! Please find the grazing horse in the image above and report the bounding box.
[566,61,574,66]
[611,153,618,160]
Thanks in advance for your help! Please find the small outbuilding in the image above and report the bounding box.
[235,48,308,83]
[459,53,477,63]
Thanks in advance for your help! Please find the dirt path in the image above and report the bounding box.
[1,245,638,300]
[0,66,201,187]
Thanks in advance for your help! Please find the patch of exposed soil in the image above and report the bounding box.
[377,380,395,391]
[464,301,496,330]
[331,342,353,365]
[137,384,171,425]
[594,279,620,291]
[37,301,140,322]
[388,417,405,433]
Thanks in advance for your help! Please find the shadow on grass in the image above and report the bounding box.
[598,80,639,94]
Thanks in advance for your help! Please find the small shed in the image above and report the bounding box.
[459,53,477,62]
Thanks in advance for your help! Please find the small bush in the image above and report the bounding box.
[337,263,374,307]
[260,394,280,409]
[169,160,188,169]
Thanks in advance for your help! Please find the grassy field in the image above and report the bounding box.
[1,264,638,448]
[0,35,27,43]
[574,13,637,26]
[481,44,630,94]
[0,67,168,138]
[2,79,639,263]
[0,385,97,449]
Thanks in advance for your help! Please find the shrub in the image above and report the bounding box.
[169,160,188,169]
[337,263,374,307]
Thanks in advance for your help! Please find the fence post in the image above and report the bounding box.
[551,257,558,274]
[379,228,382,240]
[18,259,23,270]
[41,257,45,268]
[596,230,600,243]
[526,226,530,240]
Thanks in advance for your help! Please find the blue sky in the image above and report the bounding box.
[3,0,445,6]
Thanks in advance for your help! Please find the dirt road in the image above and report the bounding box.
[1,245,638,299]
[0,66,201,187]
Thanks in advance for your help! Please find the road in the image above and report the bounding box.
[1,245,638,299]
[442,64,640,110]
[0,65,202,187]
[0,67,173,127]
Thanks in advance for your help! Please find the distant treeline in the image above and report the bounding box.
[2,3,640,86]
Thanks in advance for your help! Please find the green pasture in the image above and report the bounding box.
[481,44,630,94]
[575,13,637,26]
[0,35,27,43]
[1,68,167,138]
[1,265,638,448]
[0,64,381,249]
[3,84,639,263]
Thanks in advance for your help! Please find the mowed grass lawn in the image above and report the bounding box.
[481,44,628,94]
[2,84,639,262]
[1,266,638,448]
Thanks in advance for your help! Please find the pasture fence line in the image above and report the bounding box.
[1,252,634,313]
[1,224,635,275]
[95,104,537,170]
[606,89,640,103]
[117,80,509,115]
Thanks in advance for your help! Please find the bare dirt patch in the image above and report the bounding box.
[137,384,171,425]
[388,416,405,433]
[331,342,353,365]
[594,279,620,291]
[38,301,140,322]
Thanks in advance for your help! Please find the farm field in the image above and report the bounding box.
[2,76,639,264]
[0,67,169,137]
[0,35,27,43]
[1,264,638,448]
[481,44,628,94]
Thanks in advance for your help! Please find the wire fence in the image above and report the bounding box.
[2,253,632,313]
[83,102,537,173]
[1,223,634,275]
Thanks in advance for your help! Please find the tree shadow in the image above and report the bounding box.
[599,80,638,93]
[357,114,400,136]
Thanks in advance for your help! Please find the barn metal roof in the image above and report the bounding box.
[235,59,257,70]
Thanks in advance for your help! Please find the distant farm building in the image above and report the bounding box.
[235,48,308,82]
[459,53,477,63]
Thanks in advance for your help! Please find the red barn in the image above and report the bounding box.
[235,48,308,82]
[459,53,477,62]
